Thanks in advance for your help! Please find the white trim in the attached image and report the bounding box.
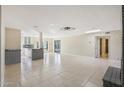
[1,24,5,87]
[60,53,95,59]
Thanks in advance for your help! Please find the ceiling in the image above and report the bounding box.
[2,5,122,38]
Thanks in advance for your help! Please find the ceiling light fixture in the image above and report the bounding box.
[60,26,76,31]
[85,29,101,34]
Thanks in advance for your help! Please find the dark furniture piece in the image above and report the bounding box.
[5,49,21,65]
[32,48,43,60]
[103,66,121,87]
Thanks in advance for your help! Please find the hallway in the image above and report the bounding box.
[4,53,121,87]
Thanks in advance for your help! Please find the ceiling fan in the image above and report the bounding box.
[60,26,76,31]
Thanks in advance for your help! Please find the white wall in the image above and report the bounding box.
[54,34,95,57]
[53,30,122,60]
[109,31,122,60]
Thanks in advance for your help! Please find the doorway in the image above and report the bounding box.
[96,37,109,59]
[100,38,109,58]
[54,40,61,53]
[43,41,49,52]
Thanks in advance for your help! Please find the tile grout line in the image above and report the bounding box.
[81,69,97,87]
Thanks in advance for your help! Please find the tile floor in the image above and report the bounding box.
[4,53,121,87]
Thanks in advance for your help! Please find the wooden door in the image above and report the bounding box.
[100,38,108,58]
